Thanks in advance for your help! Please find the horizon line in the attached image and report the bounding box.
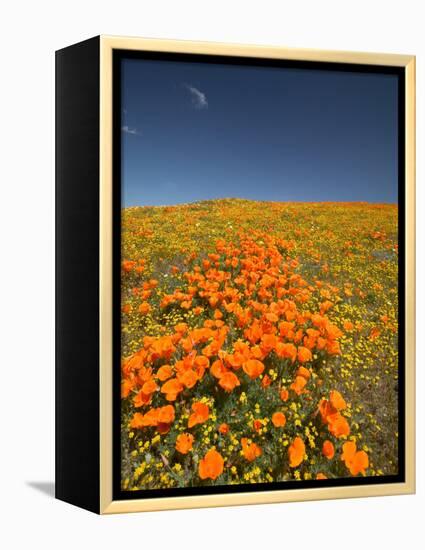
[123,197,398,209]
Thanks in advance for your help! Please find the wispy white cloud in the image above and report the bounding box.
[184,84,208,110]
[121,125,141,136]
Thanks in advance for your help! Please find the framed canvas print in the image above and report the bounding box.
[55,36,415,514]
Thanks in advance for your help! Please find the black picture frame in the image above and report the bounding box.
[111,49,406,502]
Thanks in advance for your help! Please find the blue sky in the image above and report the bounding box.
[121,57,398,206]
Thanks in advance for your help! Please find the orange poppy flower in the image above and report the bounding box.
[161,378,184,401]
[179,337,193,353]
[260,333,277,353]
[343,321,354,331]
[191,357,206,379]
[290,375,307,395]
[280,388,289,402]
[349,450,369,476]
[157,404,175,424]
[179,369,198,389]
[266,312,279,323]
[261,374,272,388]
[303,336,316,350]
[369,326,381,340]
[208,295,219,308]
[341,440,356,462]
[329,390,347,411]
[241,438,262,462]
[327,340,341,355]
[156,364,173,382]
[198,449,224,480]
[218,371,240,392]
[141,407,159,426]
[136,364,153,384]
[124,353,145,373]
[275,342,297,362]
[133,389,152,408]
[244,322,263,344]
[341,441,369,476]
[272,412,287,428]
[327,412,350,438]
[316,473,327,480]
[285,309,296,322]
[317,337,327,350]
[278,321,295,337]
[129,412,144,429]
[210,359,227,379]
[322,440,335,459]
[175,433,194,454]
[174,322,188,334]
[253,419,263,432]
[214,309,223,319]
[243,359,265,379]
[296,366,311,380]
[297,346,312,363]
[195,355,210,369]
[142,336,155,350]
[288,436,305,468]
[250,345,265,360]
[138,302,151,315]
[188,401,209,428]
[141,379,158,395]
[121,378,133,398]
[318,398,334,423]
[122,260,136,272]
[218,423,229,434]
[226,352,246,370]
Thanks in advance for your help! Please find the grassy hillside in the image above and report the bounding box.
[120,199,399,490]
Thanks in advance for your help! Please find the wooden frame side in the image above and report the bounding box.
[55,36,101,513]
[101,35,412,66]
[99,36,114,514]
[99,36,415,514]
[404,57,416,496]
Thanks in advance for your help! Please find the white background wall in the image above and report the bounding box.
[1,1,422,548]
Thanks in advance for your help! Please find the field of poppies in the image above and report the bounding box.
[120,199,399,490]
